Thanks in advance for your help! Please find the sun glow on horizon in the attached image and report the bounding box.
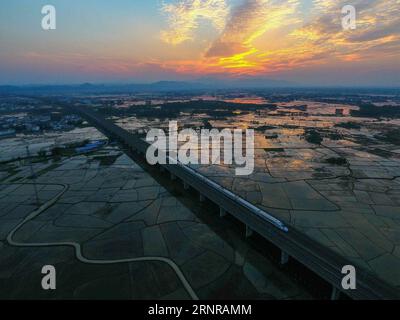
[0,0,399,85]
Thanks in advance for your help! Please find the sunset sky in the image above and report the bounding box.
[0,0,399,86]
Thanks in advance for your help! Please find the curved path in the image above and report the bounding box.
[3,182,199,300]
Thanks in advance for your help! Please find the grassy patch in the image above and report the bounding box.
[325,157,348,166]
[305,129,323,145]
[375,128,400,145]
[335,122,362,130]
[0,165,21,182]
[264,148,285,152]
[256,125,278,131]
[29,163,60,179]
[91,154,121,166]
[368,148,394,158]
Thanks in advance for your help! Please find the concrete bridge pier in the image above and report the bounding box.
[280,251,290,265]
[245,225,253,238]
[330,286,341,300]
[219,208,227,218]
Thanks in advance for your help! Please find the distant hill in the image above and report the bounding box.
[0,78,298,95]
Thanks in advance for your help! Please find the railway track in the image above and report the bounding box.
[70,104,399,300]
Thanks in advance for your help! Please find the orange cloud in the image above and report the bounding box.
[160,0,228,45]
[159,0,400,77]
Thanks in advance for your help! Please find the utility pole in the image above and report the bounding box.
[26,145,40,206]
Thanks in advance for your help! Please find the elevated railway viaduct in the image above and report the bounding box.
[71,104,399,300]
